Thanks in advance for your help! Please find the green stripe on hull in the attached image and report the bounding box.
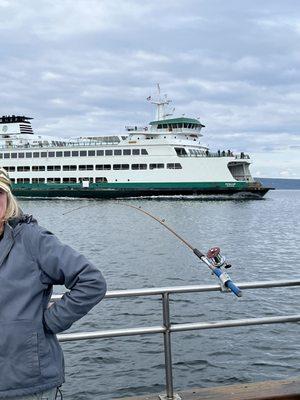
[12,181,249,190]
[11,181,269,198]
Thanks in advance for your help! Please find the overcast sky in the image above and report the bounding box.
[1,0,300,178]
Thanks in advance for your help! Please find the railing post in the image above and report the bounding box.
[159,293,181,400]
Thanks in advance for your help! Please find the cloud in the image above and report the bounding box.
[41,72,63,81]
[0,0,156,38]
[0,0,300,177]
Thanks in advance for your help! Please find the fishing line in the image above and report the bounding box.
[62,205,88,215]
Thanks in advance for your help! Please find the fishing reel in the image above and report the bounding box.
[206,247,231,269]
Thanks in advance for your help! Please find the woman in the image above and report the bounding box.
[0,168,107,399]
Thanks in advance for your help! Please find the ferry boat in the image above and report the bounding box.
[0,93,270,198]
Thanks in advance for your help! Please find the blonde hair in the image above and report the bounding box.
[4,190,21,221]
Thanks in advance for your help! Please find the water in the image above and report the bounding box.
[18,190,300,399]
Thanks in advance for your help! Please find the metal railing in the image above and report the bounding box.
[0,139,122,151]
[178,152,250,159]
[53,279,300,400]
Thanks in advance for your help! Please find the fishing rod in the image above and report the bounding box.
[123,204,242,298]
[63,202,242,297]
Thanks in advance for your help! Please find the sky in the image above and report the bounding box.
[1,0,300,178]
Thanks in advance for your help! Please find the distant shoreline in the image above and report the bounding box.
[256,178,300,190]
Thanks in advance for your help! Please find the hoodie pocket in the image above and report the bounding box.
[0,320,41,390]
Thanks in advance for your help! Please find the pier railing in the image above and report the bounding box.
[52,279,300,400]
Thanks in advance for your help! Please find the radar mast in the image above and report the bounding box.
[147,84,174,121]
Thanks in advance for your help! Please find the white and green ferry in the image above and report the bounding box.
[0,95,270,198]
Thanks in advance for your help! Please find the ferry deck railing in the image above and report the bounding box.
[52,279,300,400]
[178,153,250,159]
[0,141,121,151]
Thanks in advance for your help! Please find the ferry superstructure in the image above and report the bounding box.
[0,95,270,198]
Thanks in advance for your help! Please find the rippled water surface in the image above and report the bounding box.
[19,190,300,399]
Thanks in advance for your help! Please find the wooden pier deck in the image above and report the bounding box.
[118,377,300,400]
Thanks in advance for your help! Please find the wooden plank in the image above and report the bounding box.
[117,377,300,400]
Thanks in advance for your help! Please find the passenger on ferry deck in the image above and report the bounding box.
[0,167,107,400]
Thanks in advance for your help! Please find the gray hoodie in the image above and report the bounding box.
[0,215,107,398]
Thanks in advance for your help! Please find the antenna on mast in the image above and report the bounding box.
[147,84,172,121]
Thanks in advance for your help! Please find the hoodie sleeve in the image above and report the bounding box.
[31,225,107,334]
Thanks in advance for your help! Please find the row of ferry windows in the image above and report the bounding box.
[157,123,201,129]
[12,178,108,184]
[0,149,148,159]
[5,163,182,172]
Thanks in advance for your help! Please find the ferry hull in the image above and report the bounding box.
[12,182,271,199]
